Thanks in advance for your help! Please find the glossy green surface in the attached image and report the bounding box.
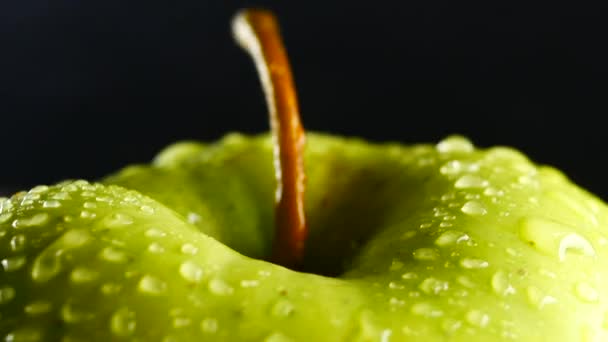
[1,133,608,341]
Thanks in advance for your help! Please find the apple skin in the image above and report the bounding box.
[1,133,608,341]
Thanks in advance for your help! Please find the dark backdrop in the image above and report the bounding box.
[1,1,607,200]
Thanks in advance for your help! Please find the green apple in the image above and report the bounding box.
[2,8,608,342]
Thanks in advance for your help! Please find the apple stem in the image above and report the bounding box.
[232,9,307,269]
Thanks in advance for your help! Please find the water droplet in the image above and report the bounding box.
[559,233,595,261]
[110,306,136,337]
[42,200,61,208]
[2,256,27,272]
[435,230,470,246]
[101,283,122,295]
[208,278,234,296]
[460,258,489,269]
[389,297,405,306]
[388,281,404,290]
[402,272,418,280]
[466,310,490,328]
[455,175,489,189]
[187,212,201,224]
[181,243,198,255]
[100,247,127,263]
[12,213,49,228]
[419,277,449,295]
[527,286,557,309]
[200,318,218,333]
[519,218,595,261]
[271,299,294,317]
[83,202,97,209]
[575,282,599,303]
[461,201,487,215]
[413,248,439,261]
[103,213,134,228]
[148,242,165,253]
[263,332,294,342]
[62,229,92,248]
[24,301,52,315]
[173,317,192,328]
[491,271,516,296]
[411,302,443,318]
[52,191,71,200]
[140,205,155,214]
[0,286,16,304]
[179,261,204,283]
[0,213,12,224]
[31,249,63,283]
[4,328,42,342]
[9,234,25,253]
[441,318,463,334]
[145,228,166,238]
[436,136,474,154]
[61,301,94,323]
[138,275,167,295]
[240,280,260,288]
[440,160,480,176]
[70,267,99,283]
[389,260,404,271]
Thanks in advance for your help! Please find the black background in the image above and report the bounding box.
[1,1,607,200]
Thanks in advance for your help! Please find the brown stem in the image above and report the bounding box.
[232,9,307,269]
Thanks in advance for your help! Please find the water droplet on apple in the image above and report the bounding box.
[138,275,167,295]
[110,306,136,337]
[9,234,26,252]
[139,205,155,214]
[457,275,477,288]
[461,201,487,215]
[173,317,192,328]
[2,256,26,272]
[200,318,218,333]
[271,299,294,317]
[455,175,489,189]
[52,191,71,200]
[574,282,599,303]
[410,302,444,318]
[145,228,166,238]
[466,310,490,328]
[418,278,448,297]
[388,281,404,290]
[491,270,516,296]
[0,213,12,224]
[70,267,99,283]
[527,286,557,309]
[459,258,489,269]
[208,278,234,296]
[187,212,202,224]
[240,279,260,288]
[0,286,16,304]
[441,318,463,334]
[181,243,198,255]
[83,202,97,209]
[389,297,405,306]
[100,247,128,263]
[61,301,94,323]
[435,230,470,246]
[559,233,595,261]
[436,136,474,154]
[148,242,165,253]
[12,213,49,228]
[179,261,204,283]
[24,301,52,315]
[103,213,134,228]
[42,200,61,208]
[413,248,439,261]
[101,283,122,295]
[401,272,418,280]
[263,331,293,342]
[31,249,63,283]
[3,327,42,342]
